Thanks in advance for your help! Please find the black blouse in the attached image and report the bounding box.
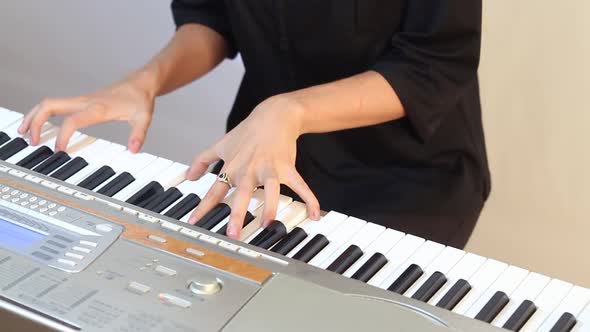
[171,0,490,247]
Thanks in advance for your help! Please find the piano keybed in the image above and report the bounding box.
[0,106,588,332]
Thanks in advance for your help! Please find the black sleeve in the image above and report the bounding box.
[171,0,237,58]
[372,1,482,141]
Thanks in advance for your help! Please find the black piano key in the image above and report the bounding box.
[0,132,9,145]
[270,227,308,255]
[126,181,164,207]
[436,279,472,310]
[549,312,577,332]
[216,212,255,236]
[326,245,364,274]
[194,203,231,230]
[351,252,388,282]
[388,264,424,294]
[164,193,201,220]
[16,146,53,169]
[51,157,88,181]
[474,291,510,323]
[32,151,71,175]
[78,166,116,190]
[411,271,448,302]
[502,300,537,331]
[97,172,135,197]
[249,221,288,250]
[144,187,183,213]
[292,234,330,263]
[0,138,28,160]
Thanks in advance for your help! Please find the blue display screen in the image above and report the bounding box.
[0,217,44,249]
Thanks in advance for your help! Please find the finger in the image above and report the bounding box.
[284,168,320,220]
[27,98,83,145]
[127,112,151,153]
[187,180,229,225]
[226,181,255,239]
[18,104,40,135]
[186,147,220,180]
[261,177,280,227]
[54,105,105,152]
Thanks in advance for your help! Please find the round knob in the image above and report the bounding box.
[188,279,222,295]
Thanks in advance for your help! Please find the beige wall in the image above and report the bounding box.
[467,0,590,287]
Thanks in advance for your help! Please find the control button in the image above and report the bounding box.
[57,186,77,195]
[30,204,38,210]
[138,213,159,223]
[107,202,122,210]
[1,195,9,200]
[65,252,84,260]
[8,169,26,178]
[20,201,29,207]
[24,175,42,183]
[148,235,167,244]
[199,235,220,245]
[127,281,151,295]
[122,207,138,216]
[158,293,191,308]
[57,206,66,212]
[49,211,57,216]
[72,246,91,254]
[161,221,182,232]
[80,240,98,248]
[39,207,48,213]
[54,235,74,243]
[1,187,10,192]
[57,259,77,267]
[186,248,205,257]
[47,240,67,249]
[238,248,261,259]
[74,192,93,201]
[29,196,37,202]
[11,198,20,203]
[155,265,177,277]
[188,278,222,295]
[95,224,113,233]
[38,200,47,206]
[218,241,240,252]
[41,181,60,190]
[10,190,19,196]
[0,165,10,172]
[260,254,289,266]
[32,251,53,261]
[19,193,28,199]
[47,203,57,209]
[180,228,202,239]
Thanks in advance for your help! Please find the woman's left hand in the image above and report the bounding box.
[186,95,321,239]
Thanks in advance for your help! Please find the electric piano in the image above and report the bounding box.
[0,106,588,332]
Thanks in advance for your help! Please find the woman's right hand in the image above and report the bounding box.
[18,75,156,153]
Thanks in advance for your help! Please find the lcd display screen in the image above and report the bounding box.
[0,217,44,249]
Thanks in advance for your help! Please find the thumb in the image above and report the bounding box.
[128,113,151,153]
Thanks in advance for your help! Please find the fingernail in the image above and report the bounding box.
[129,139,140,153]
[312,210,320,220]
[188,217,197,225]
[17,124,24,134]
[227,223,238,238]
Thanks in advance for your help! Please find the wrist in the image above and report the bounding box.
[126,67,162,100]
[270,93,309,137]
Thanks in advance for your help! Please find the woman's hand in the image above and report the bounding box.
[186,95,321,239]
[18,73,156,153]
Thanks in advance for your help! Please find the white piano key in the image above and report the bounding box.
[66,142,126,185]
[571,302,590,332]
[519,279,573,332]
[452,259,508,314]
[491,272,551,327]
[5,124,61,164]
[377,240,445,291]
[2,120,25,139]
[176,173,218,198]
[537,286,590,332]
[317,222,385,269]
[343,229,405,278]
[112,157,173,201]
[464,265,529,318]
[0,109,23,130]
[307,217,366,268]
[404,246,465,298]
[48,138,110,177]
[367,234,425,287]
[241,197,297,241]
[178,181,238,224]
[427,253,487,306]
[286,211,348,258]
[276,200,308,231]
[152,162,189,189]
[92,152,157,192]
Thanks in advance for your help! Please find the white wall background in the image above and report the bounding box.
[1,1,588,287]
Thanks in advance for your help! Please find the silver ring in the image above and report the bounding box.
[217,172,233,188]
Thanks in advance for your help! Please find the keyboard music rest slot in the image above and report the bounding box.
[78,165,116,190]
[351,252,388,282]
[292,234,329,263]
[0,138,29,160]
[143,187,182,213]
[195,203,231,230]
[33,151,71,175]
[164,193,201,220]
[96,172,135,197]
[50,157,88,181]
[270,227,308,255]
[436,279,472,310]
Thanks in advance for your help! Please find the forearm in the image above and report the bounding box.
[128,24,230,98]
[284,71,405,135]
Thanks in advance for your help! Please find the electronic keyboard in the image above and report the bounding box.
[0,106,588,332]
